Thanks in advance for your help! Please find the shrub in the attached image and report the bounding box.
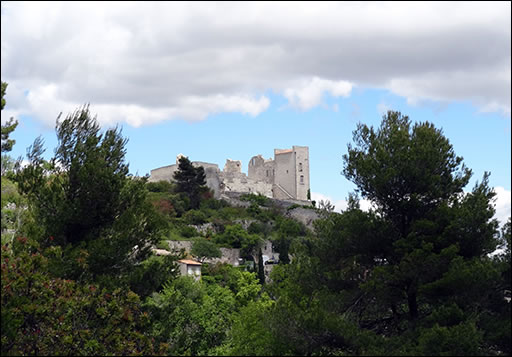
[180,226,199,238]
[1,239,165,356]
[183,209,208,225]
[146,180,174,193]
[240,193,270,207]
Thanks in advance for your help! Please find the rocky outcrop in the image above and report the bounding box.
[285,207,321,231]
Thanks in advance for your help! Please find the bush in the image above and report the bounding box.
[156,240,170,250]
[152,198,176,218]
[183,209,208,225]
[1,239,165,356]
[248,221,266,235]
[127,254,181,298]
[180,225,199,238]
[200,198,230,210]
[213,224,262,257]
[146,180,174,193]
[240,193,271,207]
[191,238,222,262]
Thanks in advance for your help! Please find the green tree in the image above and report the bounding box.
[16,105,165,282]
[173,156,207,209]
[1,82,19,153]
[190,237,222,263]
[342,110,498,320]
[144,275,237,355]
[214,224,261,258]
[219,294,280,356]
[127,254,182,298]
[273,217,304,264]
[257,111,505,355]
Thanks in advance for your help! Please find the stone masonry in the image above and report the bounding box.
[149,145,310,201]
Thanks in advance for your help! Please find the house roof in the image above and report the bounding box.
[178,259,202,266]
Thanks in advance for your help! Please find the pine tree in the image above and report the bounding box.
[1,82,19,153]
[173,156,206,209]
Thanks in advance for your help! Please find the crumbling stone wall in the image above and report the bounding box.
[149,146,310,201]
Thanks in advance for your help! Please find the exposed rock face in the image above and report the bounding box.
[285,207,321,231]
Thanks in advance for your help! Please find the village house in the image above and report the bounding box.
[178,259,202,281]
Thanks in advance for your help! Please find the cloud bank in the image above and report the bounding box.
[1,2,510,126]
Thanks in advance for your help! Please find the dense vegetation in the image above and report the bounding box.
[1,85,510,356]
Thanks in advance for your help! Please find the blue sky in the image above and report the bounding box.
[2,2,510,225]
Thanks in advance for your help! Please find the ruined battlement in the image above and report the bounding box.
[149,146,310,201]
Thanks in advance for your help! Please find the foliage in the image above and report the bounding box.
[317,199,335,214]
[144,275,247,355]
[272,217,305,264]
[219,294,279,356]
[243,111,507,355]
[342,110,498,320]
[1,82,19,153]
[191,238,222,263]
[180,225,199,238]
[240,193,271,207]
[151,197,177,218]
[214,224,262,258]
[15,106,165,282]
[248,221,272,237]
[201,263,262,308]
[4,105,509,355]
[173,156,207,209]
[1,238,164,356]
[183,209,208,225]
[127,254,182,298]
[146,180,174,193]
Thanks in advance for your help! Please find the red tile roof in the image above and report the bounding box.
[178,259,202,265]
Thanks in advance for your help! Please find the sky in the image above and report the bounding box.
[1,1,510,226]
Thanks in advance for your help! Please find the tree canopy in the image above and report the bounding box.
[15,105,165,281]
[191,237,222,263]
[173,156,207,209]
[241,110,509,355]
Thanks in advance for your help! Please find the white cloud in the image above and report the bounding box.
[284,77,352,111]
[494,186,511,227]
[1,2,509,127]
[311,192,346,213]
[311,192,375,213]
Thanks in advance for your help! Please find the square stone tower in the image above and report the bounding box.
[273,146,310,201]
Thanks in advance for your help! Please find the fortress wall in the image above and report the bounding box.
[224,159,242,173]
[148,164,178,183]
[248,155,275,184]
[221,174,273,197]
[204,167,222,199]
[192,162,220,171]
[149,146,309,201]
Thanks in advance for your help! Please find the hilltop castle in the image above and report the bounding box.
[149,145,310,201]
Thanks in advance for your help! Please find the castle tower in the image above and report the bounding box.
[272,146,309,201]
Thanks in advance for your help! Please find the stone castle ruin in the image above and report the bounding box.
[149,145,310,202]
